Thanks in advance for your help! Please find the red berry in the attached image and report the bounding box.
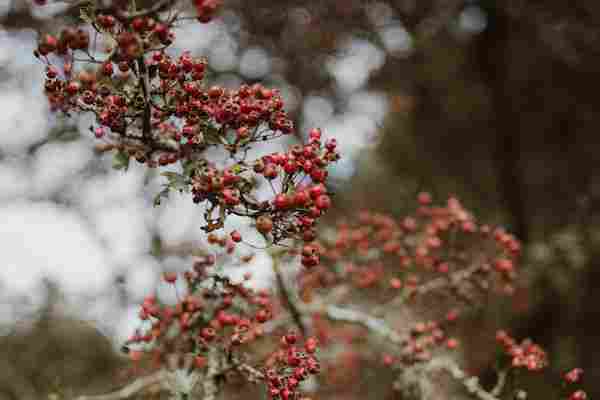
[273,194,290,210]
[294,191,309,207]
[315,195,331,210]
[564,368,584,384]
[163,272,178,284]
[309,184,326,199]
[305,337,318,353]
[256,216,273,234]
[308,128,321,141]
[200,327,216,341]
[131,17,146,32]
[194,355,207,369]
[570,390,587,400]
[255,308,270,323]
[389,278,402,289]
[230,230,242,243]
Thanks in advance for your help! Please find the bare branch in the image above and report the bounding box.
[301,303,505,400]
[491,368,508,397]
[75,370,167,400]
[301,302,406,345]
[201,347,220,400]
[271,251,309,336]
[426,358,502,400]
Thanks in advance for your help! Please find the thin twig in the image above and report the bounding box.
[271,250,308,336]
[491,368,508,397]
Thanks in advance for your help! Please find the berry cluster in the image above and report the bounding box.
[264,332,320,400]
[126,261,275,370]
[564,368,587,400]
[189,127,339,241]
[495,330,548,371]
[396,314,463,364]
[298,193,520,305]
[35,0,340,246]
[193,0,221,23]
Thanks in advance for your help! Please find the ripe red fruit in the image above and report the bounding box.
[283,331,298,345]
[200,327,216,341]
[325,138,337,151]
[301,254,319,268]
[309,184,326,199]
[163,272,177,284]
[256,216,273,234]
[305,337,318,353]
[102,62,114,76]
[263,164,278,180]
[284,160,298,174]
[417,191,432,205]
[564,368,584,384]
[255,308,270,323]
[129,350,143,362]
[38,34,57,55]
[315,195,331,210]
[65,81,80,95]
[273,194,290,210]
[194,355,207,369]
[46,66,57,79]
[294,190,309,206]
[208,85,223,98]
[310,168,327,182]
[389,278,402,289]
[154,24,169,39]
[382,354,394,366]
[237,126,249,139]
[570,390,588,400]
[308,128,322,141]
[131,17,146,32]
[302,229,316,242]
[230,230,242,243]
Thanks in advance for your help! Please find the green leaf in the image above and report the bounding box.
[181,159,207,177]
[230,164,244,174]
[161,171,190,192]
[112,150,130,171]
[153,187,170,207]
[79,2,95,26]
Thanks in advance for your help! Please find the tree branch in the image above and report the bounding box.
[491,368,508,397]
[271,252,309,336]
[75,370,167,400]
[426,357,501,400]
[301,303,505,400]
[300,302,406,345]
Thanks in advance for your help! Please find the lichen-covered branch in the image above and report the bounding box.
[201,347,220,400]
[301,302,505,400]
[491,368,508,397]
[271,251,309,336]
[426,357,501,400]
[301,302,405,345]
[75,370,167,400]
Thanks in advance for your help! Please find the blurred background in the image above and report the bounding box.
[0,0,599,398]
